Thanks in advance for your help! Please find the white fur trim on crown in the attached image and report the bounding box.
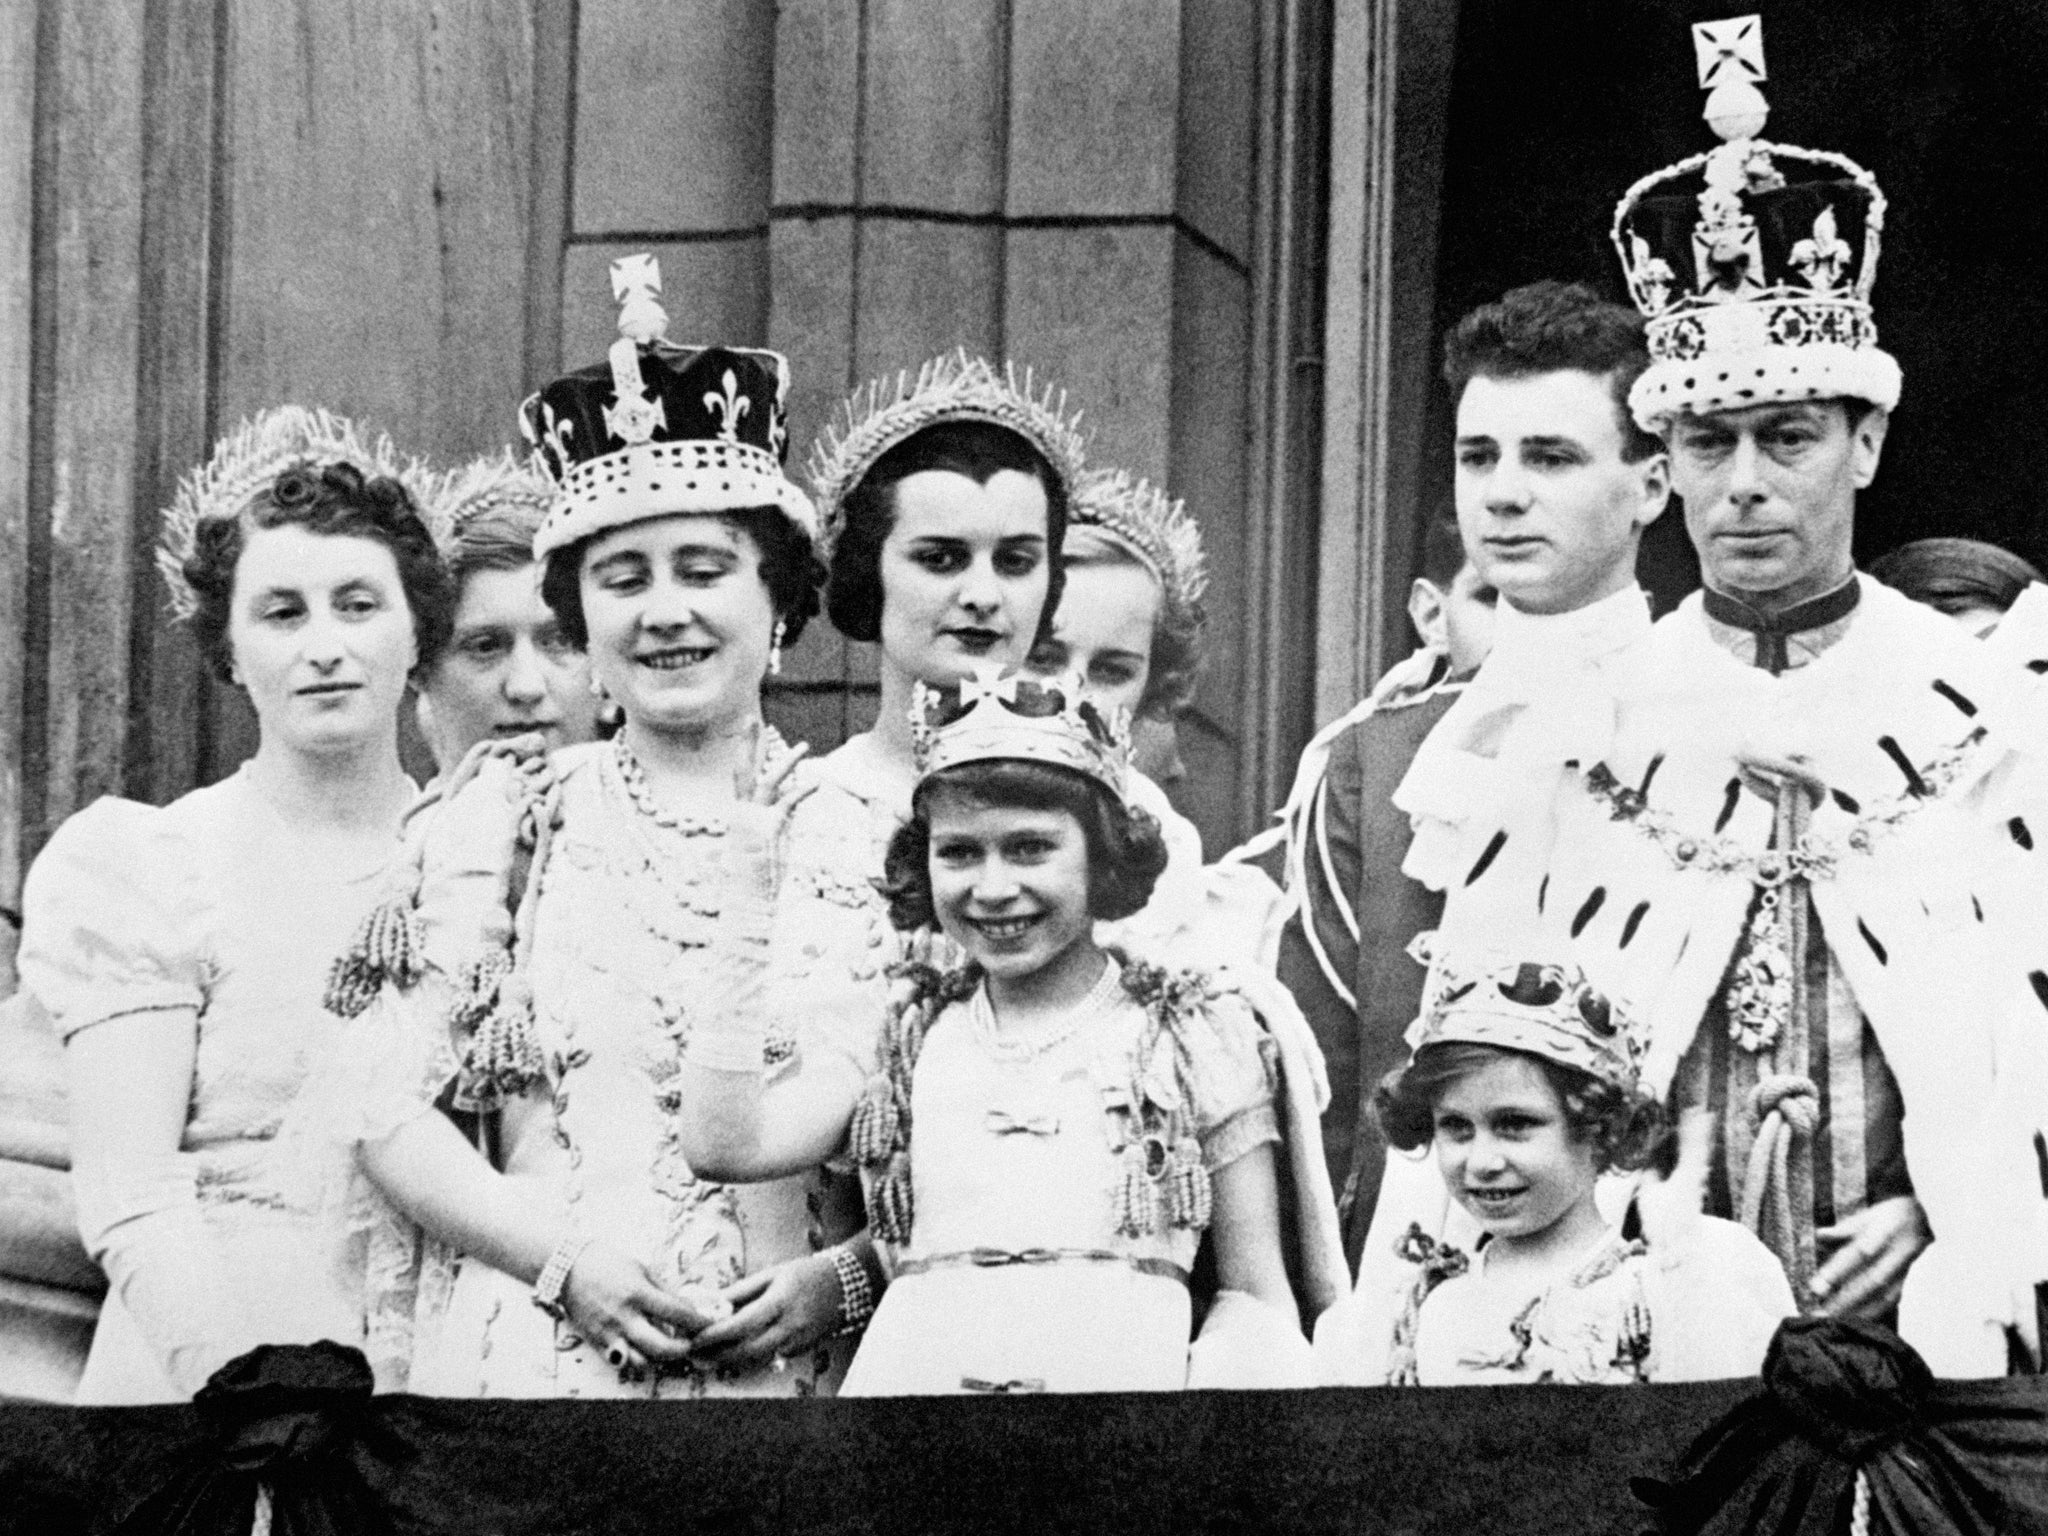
[531,439,818,559]
[1632,343,1901,433]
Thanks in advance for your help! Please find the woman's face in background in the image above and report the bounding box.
[1026,557,1158,719]
[420,561,597,767]
[876,468,1051,688]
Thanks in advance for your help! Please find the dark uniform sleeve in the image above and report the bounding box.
[1276,727,1368,1223]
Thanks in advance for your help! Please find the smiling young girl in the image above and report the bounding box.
[1316,949,1795,1385]
[680,667,1324,1392]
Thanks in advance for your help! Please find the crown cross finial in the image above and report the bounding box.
[1693,16,1769,143]
[611,254,668,345]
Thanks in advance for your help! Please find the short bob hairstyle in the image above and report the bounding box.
[539,506,826,651]
[182,460,455,685]
[878,758,1169,932]
[1371,1040,1669,1176]
[825,420,1068,646]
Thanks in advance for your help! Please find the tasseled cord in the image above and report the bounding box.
[1110,964,1213,1240]
[856,963,979,1246]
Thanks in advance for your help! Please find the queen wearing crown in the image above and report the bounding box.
[304,257,893,1397]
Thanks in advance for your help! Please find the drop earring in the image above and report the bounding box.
[767,619,786,677]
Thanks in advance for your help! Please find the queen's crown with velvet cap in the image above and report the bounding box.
[1407,934,1645,1092]
[521,254,816,559]
[910,664,1131,802]
[1610,16,1900,433]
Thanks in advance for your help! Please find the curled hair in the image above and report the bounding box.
[877,759,1168,932]
[183,460,455,684]
[540,507,826,650]
[825,420,1068,646]
[1371,1041,1669,1175]
[1869,536,2042,620]
[1442,280,1662,463]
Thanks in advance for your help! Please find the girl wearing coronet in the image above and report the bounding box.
[679,669,1318,1393]
[305,257,889,1397]
[1314,948,1794,1385]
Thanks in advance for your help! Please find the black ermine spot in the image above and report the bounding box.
[1537,875,1549,914]
[1876,736,1927,796]
[1972,895,1984,922]
[1931,679,1977,717]
[1620,901,1650,948]
[1465,830,1508,886]
[1858,919,1888,965]
[1832,788,1861,814]
[2012,817,2034,851]
[2030,972,2048,1012]
[2029,659,2048,675]
[1715,779,1742,833]
[1571,887,1608,938]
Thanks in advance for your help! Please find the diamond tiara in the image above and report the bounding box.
[806,350,1088,554]
[156,406,417,622]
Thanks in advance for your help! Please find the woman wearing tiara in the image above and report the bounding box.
[413,450,605,773]
[801,351,1083,858]
[315,259,890,1397]
[17,408,450,1402]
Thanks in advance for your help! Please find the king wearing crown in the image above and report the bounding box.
[1390,18,2048,1378]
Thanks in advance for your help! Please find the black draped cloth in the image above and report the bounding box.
[2,1328,2041,1535]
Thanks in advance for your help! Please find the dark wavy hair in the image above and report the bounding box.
[540,507,826,650]
[1372,1041,1669,1175]
[183,460,454,684]
[878,758,1169,931]
[825,420,1068,646]
[1442,280,1662,463]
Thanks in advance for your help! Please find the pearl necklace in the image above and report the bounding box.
[971,957,1123,1064]
[612,736,728,837]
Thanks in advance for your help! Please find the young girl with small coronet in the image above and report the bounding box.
[1315,950,1796,1385]
[680,669,1328,1392]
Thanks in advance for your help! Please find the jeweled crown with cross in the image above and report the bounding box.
[521,254,816,558]
[910,665,1132,802]
[1610,16,1900,433]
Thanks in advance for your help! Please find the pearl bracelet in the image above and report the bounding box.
[830,1243,877,1335]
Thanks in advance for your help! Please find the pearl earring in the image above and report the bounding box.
[589,674,607,699]
[768,619,786,678]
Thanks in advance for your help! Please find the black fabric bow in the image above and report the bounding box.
[111,1343,393,1536]
[1633,1317,2048,1535]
